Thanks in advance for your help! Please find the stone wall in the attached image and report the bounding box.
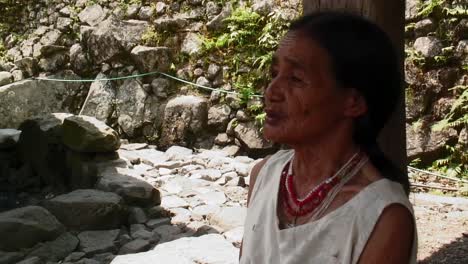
[405,0,467,171]
[0,0,300,157]
[0,0,466,170]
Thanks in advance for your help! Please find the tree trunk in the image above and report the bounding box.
[303,0,408,173]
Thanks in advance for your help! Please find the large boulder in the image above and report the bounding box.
[87,17,148,64]
[115,79,162,138]
[42,189,127,230]
[208,105,232,132]
[0,129,21,149]
[26,232,79,262]
[17,113,72,189]
[78,229,120,256]
[111,234,239,264]
[407,123,459,163]
[130,45,172,73]
[62,115,120,153]
[233,121,275,156]
[0,206,65,251]
[160,96,208,148]
[79,73,116,123]
[97,167,161,206]
[0,71,86,129]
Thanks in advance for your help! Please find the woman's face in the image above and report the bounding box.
[263,31,362,145]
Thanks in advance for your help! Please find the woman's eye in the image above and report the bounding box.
[291,76,303,83]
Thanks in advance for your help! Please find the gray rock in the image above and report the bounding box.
[38,52,68,72]
[161,195,189,209]
[40,30,62,46]
[16,113,72,189]
[146,218,171,229]
[111,234,238,264]
[16,257,42,264]
[222,145,241,157]
[0,129,21,149]
[407,123,459,162]
[70,44,89,74]
[62,115,120,152]
[79,73,116,122]
[118,148,168,167]
[0,252,24,264]
[118,239,152,255]
[0,72,13,86]
[130,46,172,72]
[234,121,274,154]
[64,252,86,262]
[199,191,227,206]
[207,3,232,31]
[11,70,24,82]
[117,79,161,138]
[160,96,208,148]
[181,33,203,56]
[207,64,221,80]
[413,36,443,58]
[97,167,161,206]
[27,232,79,262]
[128,207,148,224]
[214,133,233,146]
[151,224,182,242]
[56,17,73,31]
[79,4,106,26]
[0,206,64,251]
[154,16,188,31]
[196,76,211,88]
[225,93,241,109]
[168,207,191,225]
[126,4,141,18]
[165,145,194,158]
[208,206,246,231]
[138,6,154,20]
[208,105,232,131]
[59,6,71,16]
[43,189,127,230]
[0,71,84,128]
[406,0,420,21]
[192,204,221,219]
[76,258,100,264]
[206,1,221,17]
[87,17,148,63]
[129,229,154,241]
[414,18,436,37]
[154,2,166,14]
[151,78,170,98]
[190,169,222,182]
[252,0,274,15]
[78,229,120,255]
[14,57,38,76]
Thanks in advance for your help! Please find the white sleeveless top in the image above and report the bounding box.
[241,150,417,264]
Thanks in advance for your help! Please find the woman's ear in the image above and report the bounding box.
[343,89,367,118]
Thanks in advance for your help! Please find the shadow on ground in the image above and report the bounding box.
[419,234,468,264]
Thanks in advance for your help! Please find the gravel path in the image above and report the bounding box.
[412,193,468,263]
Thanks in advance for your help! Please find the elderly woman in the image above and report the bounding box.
[240,12,417,264]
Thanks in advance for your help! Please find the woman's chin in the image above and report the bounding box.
[263,124,285,143]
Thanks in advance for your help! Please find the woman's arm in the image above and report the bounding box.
[239,156,270,260]
[358,204,415,263]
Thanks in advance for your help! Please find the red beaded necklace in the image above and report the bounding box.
[280,152,363,218]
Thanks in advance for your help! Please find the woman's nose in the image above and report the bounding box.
[264,78,284,103]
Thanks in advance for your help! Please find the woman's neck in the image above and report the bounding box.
[290,134,360,187]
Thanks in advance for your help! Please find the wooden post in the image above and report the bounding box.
[303,0,408,173]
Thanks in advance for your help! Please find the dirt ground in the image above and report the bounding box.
[411,193,468,263]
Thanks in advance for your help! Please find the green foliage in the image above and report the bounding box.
[141,26,163,46]
[417,0,445,18]
[200,6,291,121]
[431,85,468,178]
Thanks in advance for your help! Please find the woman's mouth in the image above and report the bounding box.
[265,110,285,126]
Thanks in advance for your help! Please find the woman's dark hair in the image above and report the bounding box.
[289,11,410,194]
